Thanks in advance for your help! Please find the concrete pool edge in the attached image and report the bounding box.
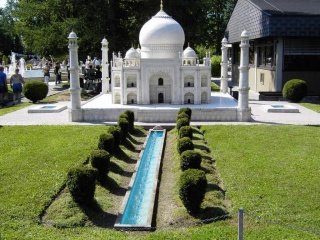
[114,128,166,230]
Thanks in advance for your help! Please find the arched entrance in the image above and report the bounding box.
[158,93,164,103]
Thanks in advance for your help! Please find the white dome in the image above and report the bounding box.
[139,10,185,46]
[68,31,77,39]
[125,47,140,59]
[182,46,197,58]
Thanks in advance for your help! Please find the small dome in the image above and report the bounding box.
[182,46,197,58]
[241,30,250,38]
[139,10,185,46]
[125,47,140,59]
[68,31,77,39]
[101,38,108,45]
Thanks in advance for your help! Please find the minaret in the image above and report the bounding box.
[101,37,110,93]
[237,30,251,122]
[220,37,229,94]
[68,31,83,122]
[160,0,163,10]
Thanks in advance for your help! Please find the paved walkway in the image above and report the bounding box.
[1,82,320,126]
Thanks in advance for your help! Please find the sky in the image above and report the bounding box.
[0,0,6,9]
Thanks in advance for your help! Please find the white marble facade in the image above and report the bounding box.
[110,8,211,105]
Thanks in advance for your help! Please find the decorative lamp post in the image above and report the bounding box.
[68,31,83,121]
[101,38,110,93]
[220,37,229,94]
[237,30,251,122]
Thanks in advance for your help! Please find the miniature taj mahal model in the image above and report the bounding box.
[110,5,211,105]
[68,2,251,123]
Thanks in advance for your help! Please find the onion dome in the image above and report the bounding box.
[139,10,185,46]
[182,46,197,58]
[125,47,140,59]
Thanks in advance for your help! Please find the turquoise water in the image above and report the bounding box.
[120,130,164,225]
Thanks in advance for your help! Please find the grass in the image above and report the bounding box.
[299,102,320,113]
[1,125,320,239]
[211,82,220,92]
[202,124,320,239]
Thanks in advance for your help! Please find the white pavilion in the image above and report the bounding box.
[110,7,211,105]
[68,3,251,123]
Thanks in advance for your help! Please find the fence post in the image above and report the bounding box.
[238,207,244,240]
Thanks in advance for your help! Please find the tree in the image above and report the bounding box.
[0,1,23,56]
[10,0,237,60]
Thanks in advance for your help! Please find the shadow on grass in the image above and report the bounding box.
[186,206,229,222]
[109,161,133,177]
[198,207,230,222]
[206,183,226,194]
[114,147,137,164]
[78,199,118,228]
[194,143,211,153]
[100,175,128,196]
[127,134,144,145]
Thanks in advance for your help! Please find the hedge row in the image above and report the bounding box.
[175,108,207,213]
[67,111,135,204]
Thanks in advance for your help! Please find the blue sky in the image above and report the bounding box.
[0,0,6,8]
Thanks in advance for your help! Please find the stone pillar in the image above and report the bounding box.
[220,37,229,94]
[101,38,110,93]
[237,30,251,122]
[68,31,83,122]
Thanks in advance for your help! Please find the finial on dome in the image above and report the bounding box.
[160,0,163,10]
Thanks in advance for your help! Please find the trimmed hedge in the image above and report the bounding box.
[108,126,122,147]
[90,150,111,183]
[180,150,202,171]
[178,107,192,119]
[67,167,97,204]
[177,137,194,154]
[98,133,114,153]
[179,169,207,213]
[176,118,190,132]
[176,112,190,122]
[23,80,48,103]
[282,79,308,103]
[118,117,129,141]
[124,110,135,132]
[179,126,193,139]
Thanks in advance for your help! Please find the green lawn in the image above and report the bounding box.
[1,125,320,239]
[202,124,320,239]
[300,102,320,113]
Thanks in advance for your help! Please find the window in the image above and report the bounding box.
[256,38,275,68]
[284,38,320,71]
[158,78,163,86]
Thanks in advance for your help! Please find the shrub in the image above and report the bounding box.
[211,55,221,77]
[23,80,48,103]
[178,107,192,119]
[67,167,97,204]
[179,169,207,213]
[118,117,129,141]
[98,133,114,153]
[176,112,190,122]
[108,126,122,147]
[90,150,111,183]
[179,126,193,139]
[26,63,33,69]
[180,150,202,171]
[177,137,194,154]
[282,79,308,103]
[124,110,135,132]
[176,117,190,132]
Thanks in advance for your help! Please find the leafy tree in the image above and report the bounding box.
[0,2,23,56]
[9,0,237,60]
